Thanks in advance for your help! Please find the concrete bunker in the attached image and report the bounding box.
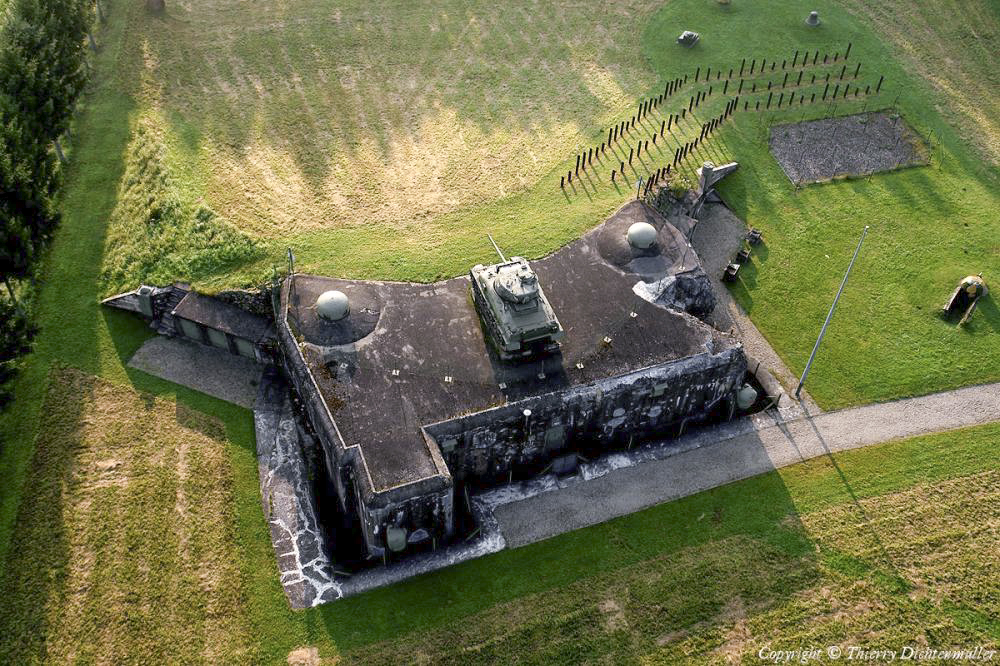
[104,194,759,602]
[104,282,274,363]
[276,200,748,561]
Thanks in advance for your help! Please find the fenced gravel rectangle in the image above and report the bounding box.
[769,111,929,184]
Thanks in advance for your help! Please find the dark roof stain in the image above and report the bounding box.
[284,201,737,492]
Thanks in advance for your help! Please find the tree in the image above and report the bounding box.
[0,0,88,281]
[0,296,38,409]
[0,0,89,142]
[0,96,61,281]
[0,0,89,411]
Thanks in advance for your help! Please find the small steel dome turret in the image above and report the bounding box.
[961,275,987,296]
[316,290,350,321]
[626,222,658,249]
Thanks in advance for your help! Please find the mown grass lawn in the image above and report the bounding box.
[91,0,1000,409]
[1,366,998,662]
[647,3,1000,408]
[0,368,256,663]
[641,0,1000,408]
[0,0,998,662]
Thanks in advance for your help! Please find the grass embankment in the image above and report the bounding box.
[98,0,1000,408]
[101,0,662,289]
[0,0,998,662]
[101,119,261,291]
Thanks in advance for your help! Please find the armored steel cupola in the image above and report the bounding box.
[626,222,658,249]
[943,273,988,326]
[316,290,350,321]
[470,238,565,360]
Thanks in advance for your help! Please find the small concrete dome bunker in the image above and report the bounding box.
[626,221,658,249]
[316,290,350,321]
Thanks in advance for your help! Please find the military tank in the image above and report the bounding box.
[470,237,565,360]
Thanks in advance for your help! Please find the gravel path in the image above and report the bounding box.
[689,202,819,413]
[494,381,1000,547]
[128,336,263,408]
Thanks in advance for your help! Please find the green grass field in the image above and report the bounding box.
[1,368,998,662]
[91,0,1000,408]
[0,0,998,662]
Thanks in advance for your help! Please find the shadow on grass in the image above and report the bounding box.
[715,167,749,219]
[0,12,136,595]
[962,293,999,334]
[753,239,770,263]
[315,461,820,655]
[736,257,759,290]
[859,161,953,213]
[800,403,908,589]
[728,277,755,313]
[0,369,91,663]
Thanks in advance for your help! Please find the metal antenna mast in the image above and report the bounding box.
[796,225,869,399]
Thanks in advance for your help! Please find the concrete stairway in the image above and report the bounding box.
[154,286,187,336]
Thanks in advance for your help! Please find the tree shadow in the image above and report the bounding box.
[0,30,138,655]
[0,368,94,662]
[143,0,660,206]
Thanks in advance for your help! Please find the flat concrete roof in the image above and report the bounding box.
[174,291,273,343]
[283,201,736,493]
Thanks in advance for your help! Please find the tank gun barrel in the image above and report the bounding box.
[487,234,506,263]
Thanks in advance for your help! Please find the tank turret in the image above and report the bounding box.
[470,238,564,360]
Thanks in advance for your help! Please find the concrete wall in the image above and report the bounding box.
[424,347,746,483]
[277,280,454,559]
[278,280,746,559]
[355,477,455,558]
[175,315,267,362]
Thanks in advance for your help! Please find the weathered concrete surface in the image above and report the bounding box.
[254,369,341,608]
[634,267,717,316]
[127,336,262,408]
[494,381,1000,547]
[172,290,272,343]
[689,202,817,414]
[335,495,505,599]
[283,200,735,496]
[279,199,747,559]
[270,379,999,604]
[255,366,505,606]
